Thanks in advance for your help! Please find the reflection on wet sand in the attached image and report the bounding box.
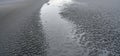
[40,0,89,56]
[60,0,120,56]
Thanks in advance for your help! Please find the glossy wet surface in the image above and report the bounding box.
[40,0,120,56]
[0,0,119,56]
[40,0,83,56]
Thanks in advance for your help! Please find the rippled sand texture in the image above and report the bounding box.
[0,0,48,56]
[60,0,120,56]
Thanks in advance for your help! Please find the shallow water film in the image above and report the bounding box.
[0,0,120,56]
[41,0,120,56]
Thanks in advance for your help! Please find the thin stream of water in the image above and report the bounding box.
[40,0,85,56]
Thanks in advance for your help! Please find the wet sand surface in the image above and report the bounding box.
[60,0,120,56]
[41,0,120,56]
[0,0,48,56]
[0,0,120,56]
